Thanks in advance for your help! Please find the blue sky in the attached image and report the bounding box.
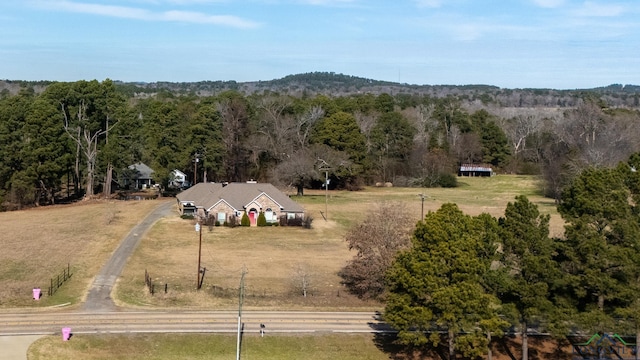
[0,0,638,89]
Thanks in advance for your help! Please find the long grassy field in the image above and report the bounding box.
[28,332,573,360]
[0,175,562,309]
[28,333,395,360]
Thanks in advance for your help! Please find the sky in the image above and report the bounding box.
[0,0,639,89]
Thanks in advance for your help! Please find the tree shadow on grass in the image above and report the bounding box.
[495,335,519,360]
[369,314,574,360]
[495,334,573,360]
[530,336,573,360]
[371,332,447,360]
[368,314,448,360]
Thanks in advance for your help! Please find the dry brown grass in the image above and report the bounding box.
[1,175,563,310]
[0,199,164,308]
[115,175,564,311]
[115,214,373,310]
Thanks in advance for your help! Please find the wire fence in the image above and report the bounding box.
[47,263,71,296]
[145,269,167,295]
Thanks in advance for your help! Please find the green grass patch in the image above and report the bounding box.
[28,333,392,360]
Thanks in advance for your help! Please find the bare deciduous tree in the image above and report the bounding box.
[273,144,351,195]
[354,111,376,153]
[339,202,413,299]
[255,96,295,162]
[272,148,318,196]
[292,263,312,297]
[555,101,636,170]
[296,105,324,149]
[62,100,104,198]
[503,114,541,157]
[454,132,482,165]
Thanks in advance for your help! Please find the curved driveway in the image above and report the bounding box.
[82,200,174,312]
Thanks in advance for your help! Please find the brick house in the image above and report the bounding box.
[176,181,305,226]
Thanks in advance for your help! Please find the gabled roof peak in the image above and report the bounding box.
[176,182,303,213]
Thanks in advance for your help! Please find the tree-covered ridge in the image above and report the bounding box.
[272,72,396,88]
[119,75,640,108]
[2,72,639,108]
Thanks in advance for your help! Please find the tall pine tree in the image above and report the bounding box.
[385,203,505,359]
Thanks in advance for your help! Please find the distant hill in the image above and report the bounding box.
[113,72,509,97]
[2,72,639,108]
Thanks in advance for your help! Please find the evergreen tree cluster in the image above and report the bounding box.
[382,153,640,359]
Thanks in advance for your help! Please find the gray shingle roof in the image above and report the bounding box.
[176,182,304,213]
[176,183,223,208]
[128,162,154,179]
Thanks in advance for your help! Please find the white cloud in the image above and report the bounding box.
[574,1,625,17]
[452,23,481,41]
[414,0,442,8]
[531,0,565,8]
[29,0,259,28]
[162,10,257,27]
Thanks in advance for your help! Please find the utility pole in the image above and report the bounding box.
[193,153,200,185]
[236,266,247,360]
[324,168,328,219]
[317,158,330,221]
[195,221,202,290]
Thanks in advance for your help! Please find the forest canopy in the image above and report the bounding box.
[1,74,639,209]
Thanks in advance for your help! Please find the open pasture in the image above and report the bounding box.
[114,175,562,310]
[0,175,562,309]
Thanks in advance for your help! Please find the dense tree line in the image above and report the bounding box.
[1,78,640,210]
[340,154,640,359]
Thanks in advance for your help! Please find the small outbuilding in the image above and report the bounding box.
[458,164,493,177]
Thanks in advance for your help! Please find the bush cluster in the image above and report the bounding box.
[240,213,250,226]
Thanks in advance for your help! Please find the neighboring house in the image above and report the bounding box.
[176,181,305,225]
[125,162,155,189]
[458,164,493,177]
[170,169,188,189]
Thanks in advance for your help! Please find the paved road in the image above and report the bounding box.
[0,335,42,360]
[0,310,390,336]
[82,200,174,312]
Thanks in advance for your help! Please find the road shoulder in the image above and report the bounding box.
[0,335,44,360]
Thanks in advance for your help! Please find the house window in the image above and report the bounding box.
[217,212,226,223]
[287,213,295,219]
[265,208,276,223]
